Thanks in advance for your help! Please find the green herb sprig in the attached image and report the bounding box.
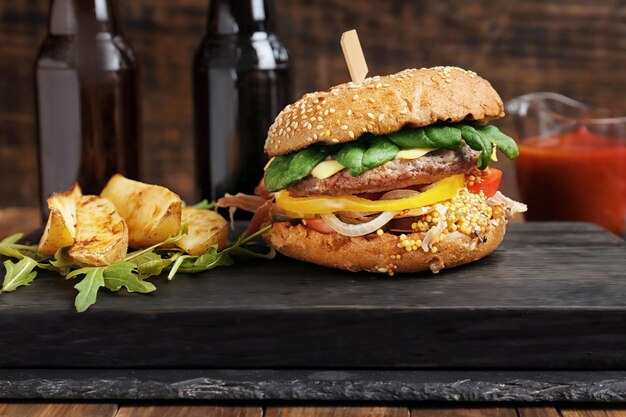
[0,224,274,312]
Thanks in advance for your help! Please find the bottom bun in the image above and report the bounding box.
[264,213,507,274]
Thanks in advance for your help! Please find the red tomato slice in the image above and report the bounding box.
[303,218,334,234]
[467,168,502,198]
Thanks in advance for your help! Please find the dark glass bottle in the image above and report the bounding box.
[194,0,290,200]
[35,0,140,215]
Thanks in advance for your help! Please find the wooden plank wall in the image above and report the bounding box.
[1,0,625,207]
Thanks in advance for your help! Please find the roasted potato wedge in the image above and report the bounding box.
[100,174,182,248]
[38,183,82,256]
[176,207,228,255]
[68,195,128,266]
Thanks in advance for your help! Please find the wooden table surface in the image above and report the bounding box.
[2,209,626,414]
[0,404,625,417]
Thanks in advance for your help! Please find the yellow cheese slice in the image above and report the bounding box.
[311,160,346,179]
[395,148,436,159]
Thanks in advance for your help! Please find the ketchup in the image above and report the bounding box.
[517,127,626,235]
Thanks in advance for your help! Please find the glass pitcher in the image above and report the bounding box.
[505,93,626,236]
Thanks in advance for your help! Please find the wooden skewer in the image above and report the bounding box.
[340,29,368,84]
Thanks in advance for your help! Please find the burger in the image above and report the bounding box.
[224,66,527,275]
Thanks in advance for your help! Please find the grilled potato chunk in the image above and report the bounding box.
[176,207,228,255]
[38,183,82,256]
[69,196,128,266]
[100,174,182,248]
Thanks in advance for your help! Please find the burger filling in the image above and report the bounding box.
[217,122,526,253]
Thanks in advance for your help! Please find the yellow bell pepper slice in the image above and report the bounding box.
[275,174,465,214]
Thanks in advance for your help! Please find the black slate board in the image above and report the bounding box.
[1,222,625,370]
[4,369,626,402]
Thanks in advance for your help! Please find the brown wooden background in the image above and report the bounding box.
[1,0,625,208]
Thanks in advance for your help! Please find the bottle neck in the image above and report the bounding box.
[207,0,276,35]
[49,0,122,36]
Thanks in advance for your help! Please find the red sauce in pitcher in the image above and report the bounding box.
[517,127,626,235]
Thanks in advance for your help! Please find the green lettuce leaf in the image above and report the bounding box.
[362,136,400,170]
[336,141,368,175]
[477,124,519,159]
[265,147,330,191]
[388,125,463,149]
[460,125,492,170]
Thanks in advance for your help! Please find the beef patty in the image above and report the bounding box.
[288,144,479,197]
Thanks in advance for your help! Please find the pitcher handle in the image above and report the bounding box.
[505,92,587,117]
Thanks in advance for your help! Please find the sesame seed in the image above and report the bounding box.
[376,82,382,88]
[307,123,312,129]
[324,110,328,116]
[367,112,375,119]
[331,90,339,96]
[329,108,335,113]
[400,109,409,115]
[369,97,376,103]
[331,138,339,143]
[316,105,321,110]
[341,125,348,130]
[310,117,316,121]
[313,133,318,139]
[325,130,331,137]
[348,131,355,138]
[378,114,385,122]
[317,116,323,121]
[353,94,359,100]
[347,109,352,116]
[316,125,324,130]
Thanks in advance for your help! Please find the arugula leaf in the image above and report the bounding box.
[129,251,180,278]
[191,199,215,210]
[167,225,275,278]
[0,233,40,261]
[1,234,23,245]
[50,247,75,275]
[1,257,38,292]
[124,223,188,263]
[102,262,156,293]
[71,267,105,313]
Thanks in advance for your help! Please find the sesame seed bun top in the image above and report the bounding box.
[265,66,505,157]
